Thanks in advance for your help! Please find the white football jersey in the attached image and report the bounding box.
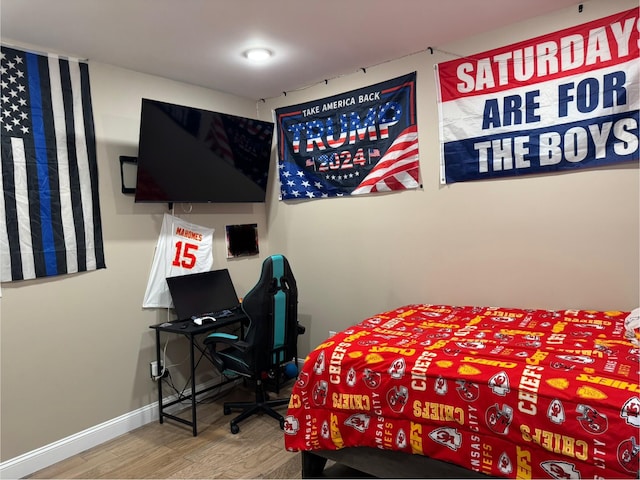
[142,213,214,308]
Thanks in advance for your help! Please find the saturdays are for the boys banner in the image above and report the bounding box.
[276,73,420,200]
[436,8,639,184]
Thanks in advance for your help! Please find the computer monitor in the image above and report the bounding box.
[166,269,241,320]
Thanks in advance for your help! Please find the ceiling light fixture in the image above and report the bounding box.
[243,47,273,62]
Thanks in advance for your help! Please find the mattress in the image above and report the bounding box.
[284,304,639,479]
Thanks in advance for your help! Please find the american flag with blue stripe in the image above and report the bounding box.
[1,46,105,282]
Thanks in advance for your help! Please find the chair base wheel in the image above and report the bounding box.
[221,384,290,433]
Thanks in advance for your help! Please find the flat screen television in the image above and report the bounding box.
[134,98,274,203]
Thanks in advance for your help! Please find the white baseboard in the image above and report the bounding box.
[0,359,305,480]
[0,377,238,479]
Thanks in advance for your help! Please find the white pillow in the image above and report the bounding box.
[624,307,640,345]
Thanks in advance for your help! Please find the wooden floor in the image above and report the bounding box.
[26,383,304,479]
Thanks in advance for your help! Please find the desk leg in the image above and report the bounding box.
[190,334,197,436]
[156,329,163,424]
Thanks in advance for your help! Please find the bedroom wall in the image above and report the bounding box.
[0,61,273,461]
[1,0,637,468]
[261,0,639,358]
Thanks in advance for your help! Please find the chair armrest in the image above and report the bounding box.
[204,332,239,346]
[204,333,250,372]
[204,333,250,351]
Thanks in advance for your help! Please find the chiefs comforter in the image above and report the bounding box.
[284,304,639,479]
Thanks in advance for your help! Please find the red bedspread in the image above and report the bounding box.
[284,304,639,479]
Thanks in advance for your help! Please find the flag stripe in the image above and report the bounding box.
[357,154,419,184]
[60,58,88,273]
[39,54,67,276]
[26,52,57,276]
[46,56,71,275]
[11,138,37,279]
[38,53,66,276]
[353,162,420,194]
[2,141,23,279]
[69,58,97,271]
[352,125,420,194]
[0,150,11,278]
[80,61,105,271]
[1,145,15,278]
[366,146,420,175]
[22,126,47,277]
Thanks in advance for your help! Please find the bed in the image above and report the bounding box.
[283,304,640,478]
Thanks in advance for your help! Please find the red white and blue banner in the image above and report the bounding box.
[435,8,639,184]
[276,73,420,200]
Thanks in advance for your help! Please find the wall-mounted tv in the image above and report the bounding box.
[134,98,274,203]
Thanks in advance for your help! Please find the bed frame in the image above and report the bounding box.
[301,447,493,478]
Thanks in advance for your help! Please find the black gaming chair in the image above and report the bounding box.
[204,254,304,434]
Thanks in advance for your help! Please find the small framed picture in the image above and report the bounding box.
[226,224,259,258]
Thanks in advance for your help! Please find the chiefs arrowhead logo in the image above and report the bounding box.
[497,452,513,475]
[540,460,581,479]
[547,398,566,425]
[345,367,357,387]
[428,427,462,451]
[396,428,407,449]
[313,350,325,374]
[320,420,330,439]
[344,413,370,433]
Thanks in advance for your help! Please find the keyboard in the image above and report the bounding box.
[191,306,240,321]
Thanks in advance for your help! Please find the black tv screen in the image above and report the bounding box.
[134,98,274,203]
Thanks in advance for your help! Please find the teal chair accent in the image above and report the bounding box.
[204,255,304,434]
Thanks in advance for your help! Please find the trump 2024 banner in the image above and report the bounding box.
[276,73,420,200]
[436,8,639,184]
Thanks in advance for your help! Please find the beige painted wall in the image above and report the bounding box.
[260,0,639,370]
[1,0,638,464]
[0,63,273,460]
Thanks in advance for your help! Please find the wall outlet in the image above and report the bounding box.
[329,330,336,337]
[150,360,163,379]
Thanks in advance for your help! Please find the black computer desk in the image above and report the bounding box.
[149,313,246,436]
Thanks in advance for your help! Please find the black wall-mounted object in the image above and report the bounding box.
[226,224,259,258]
[119,155,137,194]
[134,99,275,204]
